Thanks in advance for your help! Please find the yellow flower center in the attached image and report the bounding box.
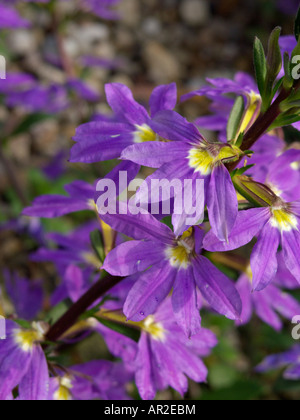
[143,316,166,341]
[54,377,73,401]
[188,145,241,175]
[270,208,298,232]
[14,324,44,352]
[165,228,194,269]
[133,124,157,143]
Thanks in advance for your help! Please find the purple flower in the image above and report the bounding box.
[70,83,178,164]
[122,111,243,240]
[81,0,121,20]
[0,320,49,400]
[22,181,96,219]
[3,270,43,321]
[257,345,300,380]
[101,204,242,337]
[246,149,300,202]
[23,161,140,218]
[49,361,131,401]
[0,4,29,28]
[95,298,217,400]
[236,270,300,331]
[67,78,100,103]
[204,198,300,291]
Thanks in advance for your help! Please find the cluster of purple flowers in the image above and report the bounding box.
[1,0,300,402]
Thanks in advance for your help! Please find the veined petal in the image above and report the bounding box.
[235,275,253,326]
[124,262,177,322]
[22,196,90,218]
[99,203,175,245]
[150,110,202,143]
[105,83,149,125]
[172,266,201,338]
[253,289,282,331]
[102,240,165,276]
[207,163,238,242]
[282,229,300,283]
[193,256,242,320]
[150,339,188,397]
[251,223,280,291]
[135,333,156,401]
[149,83,177,116]
[203,207,270,252]
[121,141,189,168]
[70,134,133,163]
[18,346,49,401]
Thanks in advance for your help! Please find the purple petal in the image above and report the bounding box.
[121,141,189,168]
[251,223,280,291]
[193,256,242,320]
[99,204,175,245]
[235,275,253,326]
[150,110,202,143]
[135,333,156,400]
[282,229,300,283]
[22,195,90,218]
[124,262,177,321]
[203,207,270,252]
[18,346,49,401]
[207,163,238,242]
[149,83,177,116]
[253,289,282,331]
[70,133,133,163]
[172,266,201,338]
[102,240,165,276]
[105,83,149,125]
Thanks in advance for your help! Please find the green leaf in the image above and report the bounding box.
[14,319,32,330]
[95,317,141,342]
[295,5,300,41]
[266,27,282,79]
[10,113,53,138]
[269,113,300,130]
[227,96,245,141]
[45,300,70,324]
[90,229,105,264]
[253,37,267,97]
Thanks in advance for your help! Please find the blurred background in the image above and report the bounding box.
[0,0,299,400]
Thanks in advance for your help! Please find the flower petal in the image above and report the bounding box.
[282,229,300,283]
[193,256,242,320]
[105,83,149,125]
[18,346,49,401]
[251,223,280,291]
[203,207,270,252]
[149,83,177,116]
[124,262,177,321]
[172,266,201,338]
[102,240,165,276]
[150,110,202,143]
[207,163,238,242]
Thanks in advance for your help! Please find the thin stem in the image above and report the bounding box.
[46,274,123,342]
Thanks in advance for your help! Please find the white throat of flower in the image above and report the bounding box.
[270,204,298,232]
[14,322,46,352]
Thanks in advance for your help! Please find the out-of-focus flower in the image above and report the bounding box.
[3,270,43,321]
[257,345,300,380]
